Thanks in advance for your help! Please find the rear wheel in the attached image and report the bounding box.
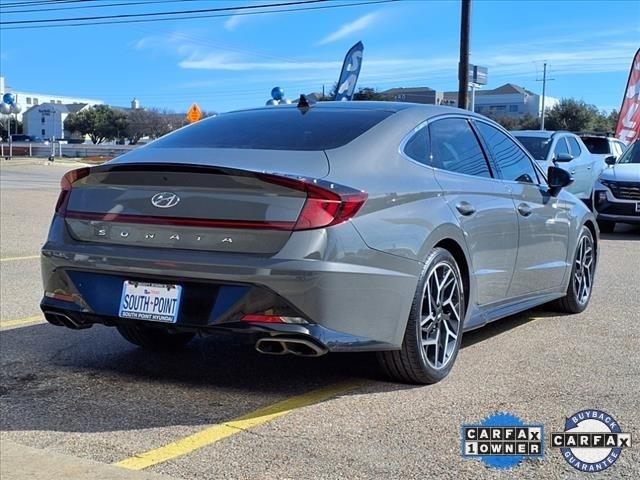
[597,219,615,233]
[117,323,195,351]
[552,226,596,313]
[377,248,464,384]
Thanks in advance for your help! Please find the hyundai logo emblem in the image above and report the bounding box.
[151,192,180,208]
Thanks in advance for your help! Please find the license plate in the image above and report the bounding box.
[119,281,182,323]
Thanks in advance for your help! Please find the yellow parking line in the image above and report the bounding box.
[0,255,39,263]
[115,379,364,471]
[0,315,45,330]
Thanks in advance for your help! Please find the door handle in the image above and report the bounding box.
[587,166,591,170]
[570,169,576,174]
[517,203,532,217]
[455,201,476,216]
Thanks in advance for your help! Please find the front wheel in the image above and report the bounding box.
[117,323,195,351]
[377,248,465,384]
[552,226,596,313]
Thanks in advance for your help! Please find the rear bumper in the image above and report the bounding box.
[40,215,422,351]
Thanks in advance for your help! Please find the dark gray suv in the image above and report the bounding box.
[40,102,598,384]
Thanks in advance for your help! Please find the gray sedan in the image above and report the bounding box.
[40,102,598,384]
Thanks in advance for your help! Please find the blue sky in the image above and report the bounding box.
[1,0,638,113]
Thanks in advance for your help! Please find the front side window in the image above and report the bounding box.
[513,135,552,161]
[567,137,582,156]
[403,126,430,165]
[475,122,538,183]
[553,137,570,158]
[428,118,491,178]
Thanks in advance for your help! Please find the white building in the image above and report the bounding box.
[22,102,90,140]
[443,83,559,118]
[0,76,103,121]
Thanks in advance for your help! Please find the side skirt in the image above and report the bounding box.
[463,291,565,333]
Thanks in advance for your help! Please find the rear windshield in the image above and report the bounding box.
[150,107,394,151]
[513,136,551,160]
[580,137,610,154]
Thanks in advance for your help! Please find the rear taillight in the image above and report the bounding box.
[258,174,367,231]
[55,167,90,214]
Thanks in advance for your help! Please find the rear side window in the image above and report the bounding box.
[554,138,570,158]
[428,118,491,178]
[403,126,430,165]
[581,137,610,154]
[567,137,582,156]
[150,107,394,151]
[475,122,538,183]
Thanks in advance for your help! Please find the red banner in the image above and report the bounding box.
[616,48,640,144]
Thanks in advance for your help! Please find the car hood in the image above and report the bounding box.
[599,164,640,183]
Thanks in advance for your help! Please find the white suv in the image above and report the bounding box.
[512,130,601,202]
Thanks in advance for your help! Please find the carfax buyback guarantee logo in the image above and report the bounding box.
[461,412,544,469]
[552,409,632,472]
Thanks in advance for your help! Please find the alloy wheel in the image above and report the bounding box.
[419,262,463,370]
[573,233,595,305]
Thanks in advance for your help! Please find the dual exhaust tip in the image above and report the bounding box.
[255,337,328,357]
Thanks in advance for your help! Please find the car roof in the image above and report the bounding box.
[227,100,479,119]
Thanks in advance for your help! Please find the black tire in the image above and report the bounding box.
[377,247,465,384]
[597,219,615,234]
[117,323,195,351]
[552,226,596,314]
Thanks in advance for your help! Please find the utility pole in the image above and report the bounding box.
[458,0,471,110]
[537,62,554,130]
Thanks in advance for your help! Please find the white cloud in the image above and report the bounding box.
[224,15,243,31]
[316,12,378,46]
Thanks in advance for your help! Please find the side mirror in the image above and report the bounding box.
[553,152,573,162]
[547,166,573,196]
[604,156,616,166]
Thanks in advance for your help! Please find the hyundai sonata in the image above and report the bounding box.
[41,102,598,384]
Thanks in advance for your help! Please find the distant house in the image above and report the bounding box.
[380,83,558,119]
[444,83,559,118]
[381,87,443,105]
[22,102,90,140]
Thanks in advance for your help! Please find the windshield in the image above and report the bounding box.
[513,136,551,160]
[617,141,640,164]
[581,137,610,154]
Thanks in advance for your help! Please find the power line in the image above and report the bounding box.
[1,0,397,30]
[1,0,202,14]
[0,0,327,24]
[0,0,92,8]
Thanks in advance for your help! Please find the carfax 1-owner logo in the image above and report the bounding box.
[461,412,544,469]
[552,409,632,472]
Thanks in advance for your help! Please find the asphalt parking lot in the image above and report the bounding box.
[1,161,639,479]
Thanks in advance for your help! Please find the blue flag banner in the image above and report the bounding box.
[334,41,364,102]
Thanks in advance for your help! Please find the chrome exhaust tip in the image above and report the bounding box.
[255,337,328,357]
[43,311,91,330]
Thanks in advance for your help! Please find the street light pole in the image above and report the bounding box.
[458,0,471,110]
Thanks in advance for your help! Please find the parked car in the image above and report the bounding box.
[9,134,45,143]
[512,130,600,204]
[592,139,640,232]
[579,133,627,162]
[40,102,598,384]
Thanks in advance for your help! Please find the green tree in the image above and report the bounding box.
[64,105,128,144]
[544,99,608,132]
[353,87,389,101]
